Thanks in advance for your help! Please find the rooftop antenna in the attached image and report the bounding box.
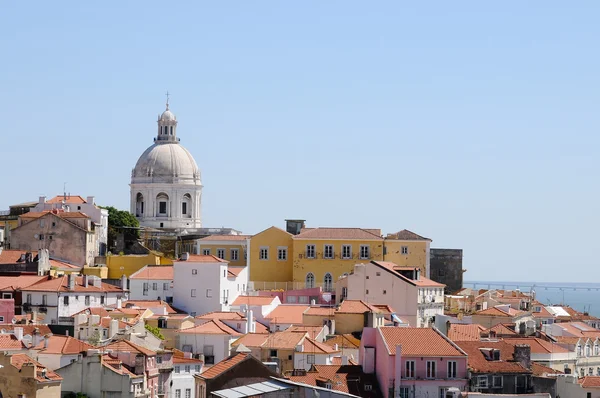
[63,182,67,202]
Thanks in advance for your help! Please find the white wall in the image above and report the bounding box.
[177,333,235,365]
[35,352,80,371]
[129,278,173,301]
[172,364,201,398]
[294,352,335,371]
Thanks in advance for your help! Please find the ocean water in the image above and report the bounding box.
[464,281,600,318]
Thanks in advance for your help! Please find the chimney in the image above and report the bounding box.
[86,196,95,205]
[39,196,46,204]
[68,274,75,291]
[90,314,100,326]
[117,297,122,309]
[43,336,48,349]
[334,343,339,351]
[311,299,316,305]
[513,344,532,370]
[83,275,88,288]
[415,268,421,281]
[181,252,189,261]
[341,355,348,365]
[109,319,119,338]
[120,275,128,291]
[32,328,44,346]
[13,327,23,341]
[247,310,255,333]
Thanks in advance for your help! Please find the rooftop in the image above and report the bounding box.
[264,305,310,325]
[23,275,124,293]
[379,327,465,356]
[179,320,241,336]
[10,353,63,382]
[33,335,93,354]
[129,265,173,280]
[288,365,381,397]
[372,261,445,287]
[385,229,432,241]
[0,249,28,264]
[337,300,380,314]
[199,235,250,241]
[448,324,485,342]
[104,340,156,357]
[178,254,227,263]
[197,353,250,380]
[455,340,531,374]
[294,227,383,240]
[323,334,361,349]
[231,296,279,306]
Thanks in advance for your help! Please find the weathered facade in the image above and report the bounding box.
[430,248,464,294]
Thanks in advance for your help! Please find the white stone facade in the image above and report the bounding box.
[130,103,203,230]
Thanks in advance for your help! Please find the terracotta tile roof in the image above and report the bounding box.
[323,334,361,349]
[552,322,600,338]
[179,320,241,336]
[227,267,244,277]
[0,275,47,291]
[173,356,203,364]
[531,362,562,377]
[484,323,517,336]
[475,307,517,317]
[198,353,250,379]
[337,300,379,314]
[372,261,445,287]
[371,304,395,313]
[0,324,52,336]
[49,259,81,270]
[10,353,63,382]
[331,357,358,365]
[196,311,244,320]
[294,227,383,240]
[33,335,93,354]
[288,325,326,337]
[231,295,279,306]
[23,275,124,293]
[102,354,141,377]
[288,365,380,397]
[129,265,173,280]
[20,211,90,219]
[0,250,28,263]
[303,337,339,354]
[104,340,156,357]
[379,327,465,356]
[263,331,306,349]
[0,334,26,349]
[119,300,177,314]
[448,324,485,342]
[455,341,531,374]
[46,195,87,204]
[179,254,227,263]
[265,305,310,324]
[231,333,270,348]
[254,321,269,333]
[385,229,432,241]
[580,376,600,388]
[502,337,569,354]
[71,307,111,318]
[199,235,250,241]
[304,307,335,316]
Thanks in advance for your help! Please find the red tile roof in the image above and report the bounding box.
[379,327,465,356]
[198,353,250,379]
[262,331,306,349]
[102,354,141,377]
[502,338,569,354]
[196,311,245,320]
[227,267,245,277]
[0,335,26,350]
[372,261,445,287]
[46,195,87,204]
[265,305,310,325]
[323,334,361,349]
[33,335,93,354]
[179,254,227,263]
[385,229,432,241]
[288,365,380,397]
[448,324,485,342]
[49,259,81,270]
[475,306,519,317]
[484,323,517,336]
[231,333,270,348]
[580,376,600,388]
[104,340,156,357]
[119,300,177,314]
[0,324,52,336]
[0,250,28,263]
[173,356,203,364]
[231,296,279,306]
[303,337,339,354]
[304,307,334,316]
[129,265,173,280]
[21,211,90,219]
[0,275,47,291]
[531,362,561,377]
[10,353,62,382]
[24,275,124,293]
[294,228,383,240]
[337,300,380,314]
[455,341,531,374]
[199,235,250,241]
[71,307,111,318]
[179,320,241,336]
[288,325,326,337]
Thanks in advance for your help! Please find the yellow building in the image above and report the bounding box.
[145,313,195,349]
[384,229,432,278]
[248,226,294,286]
[0,352,62,398]
[196,235,249,267]
[291,227,384,289]
[103,252,172,279]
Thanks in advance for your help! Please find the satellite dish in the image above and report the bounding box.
[34,234,39,239]
[322,293,332,303]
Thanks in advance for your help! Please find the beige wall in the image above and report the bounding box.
[0,354,61,398]
[384,240,431,277]
[249,227,294,283]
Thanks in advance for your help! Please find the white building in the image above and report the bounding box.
[32,195,109,255]
[21,274,126,325]
[130,101,203,230]
[32,334,94,370]
[129,265,174,302]
[177,320,242,365]
[173,254,248,317]
[172,353,203,398]
[336,260,445,327]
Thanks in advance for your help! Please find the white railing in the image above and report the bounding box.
[249,281,335,292]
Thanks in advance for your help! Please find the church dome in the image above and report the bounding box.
[132,142,200,182]
[160,109,176,121]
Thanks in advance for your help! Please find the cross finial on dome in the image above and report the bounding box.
[165,91,170,110]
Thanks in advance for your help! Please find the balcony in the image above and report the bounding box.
[249,281,336,292]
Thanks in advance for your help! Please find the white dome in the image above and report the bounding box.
[132,142,200,183]
[160,109,176,121]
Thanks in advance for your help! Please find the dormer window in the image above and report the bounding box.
[577,344,582,356]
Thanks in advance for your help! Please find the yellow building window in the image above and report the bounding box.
[260,247,269,260]
[277,247,287,261]
[230,249,239,261]
[360,245,370,259]
[401,246,409,255]
[341,245,352,259]
[324,245,334,259]
[306,245,316,259]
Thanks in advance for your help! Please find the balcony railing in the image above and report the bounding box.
[249,281,335,292]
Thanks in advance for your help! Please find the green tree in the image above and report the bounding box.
[145,324,165,340]
[101,206,140,251]
[88,330,101,346]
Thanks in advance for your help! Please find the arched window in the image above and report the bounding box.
[182,193,192,218]
[324,273,333,292]
[135,193,144,217]
[305,272,315,288]
[170,126,173,135]
[156,192,169,216]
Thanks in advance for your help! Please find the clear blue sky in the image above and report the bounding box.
[1,2,599,282]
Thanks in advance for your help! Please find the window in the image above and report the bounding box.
[185,365,191,373]
[401,246,408,255]
[439,388,449,398]
[306,245,316,259]
[341,287,348,300]
[202,248,211,255]
[206,289,212,297]
[217,249,225,259]
[376,272,381,276]
[341,245,352,259]
[590,367,595,376]
[153,283,158,290]
[577,344,582,356]
[175,390,181,398]
[163,283,169,290]
[259,247,269,260]
[447,361,457,378]
[2,293,11,299]
[299,296,309,304]
[305,273,315,288]
[438,269,446,277]
[230,249,239,261]
[405,360,415,378]
[359,245,370,259]
[365,385,372,392]
[185,389,191,398]
[192,269,197,275]
[25,294,31,304]
[324,245,334,259]
[383,290,387,295]
[0,316,4,322]
[287,295,298,303]
[159,202,167,214]
[64,296,69,305]
[156,356,162,364]
[587,345,591,356]
[307,354,315,364]
[42,295,47,305]
[426,361,436,379]
[366,289,369,294]
[191,289,196,297]
[277,247,287,261]
[182,202,187,215]
[324,273,333,292]
[39,234,44,240]
[52,221,56,227]
[195,365,201,372]
[399,387,410,398]
[269,349,278,357]
[174,366,180,373]
[477,376,488,387]
[100,296,104,304]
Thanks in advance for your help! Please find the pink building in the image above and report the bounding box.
[104,340,160,396]
[0,298,15,323]
[360,327,468,398]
